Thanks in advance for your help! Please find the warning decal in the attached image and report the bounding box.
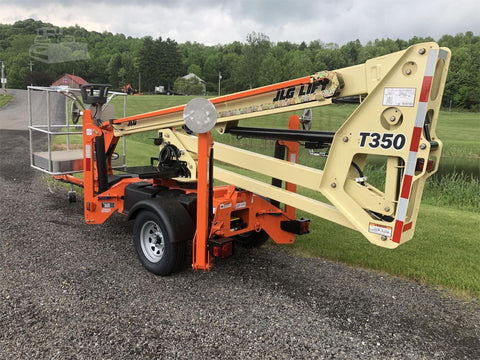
[369,222,393,237]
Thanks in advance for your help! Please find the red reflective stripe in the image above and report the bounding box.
[410,126,423,151]
[392,220,404,243]
[392,51,437,245]
[400,175,413,199]
[403,222,413,232]
[419,76,433,102]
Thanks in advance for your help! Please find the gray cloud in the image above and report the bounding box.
[0,0,478,45]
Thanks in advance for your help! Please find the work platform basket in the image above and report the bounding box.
[28,86,127,175]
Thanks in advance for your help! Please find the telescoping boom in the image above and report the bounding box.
[31,42,450,275]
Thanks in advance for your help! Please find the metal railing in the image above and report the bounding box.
[28,86,127,175]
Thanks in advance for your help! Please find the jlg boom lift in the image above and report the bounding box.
[29,42,450,275]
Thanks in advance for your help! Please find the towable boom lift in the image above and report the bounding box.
[30,42,450,275]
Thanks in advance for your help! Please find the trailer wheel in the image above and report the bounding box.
[234,230,269,248]
[133,210,185,276]
[68,191,76,203]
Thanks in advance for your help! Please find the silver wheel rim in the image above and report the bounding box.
[140,220,165,263]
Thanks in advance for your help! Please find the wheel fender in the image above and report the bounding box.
[128,199,195,243]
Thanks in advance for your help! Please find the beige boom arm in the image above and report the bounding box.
[108,42,450,248]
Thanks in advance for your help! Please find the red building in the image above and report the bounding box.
[52,73,88,88]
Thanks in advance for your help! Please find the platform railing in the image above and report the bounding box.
[28,86,127,175]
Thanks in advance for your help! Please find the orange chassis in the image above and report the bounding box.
[55,107,308,272]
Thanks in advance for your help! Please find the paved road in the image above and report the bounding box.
[0,91,479,359]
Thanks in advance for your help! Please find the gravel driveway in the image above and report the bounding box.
[0,94,479,359]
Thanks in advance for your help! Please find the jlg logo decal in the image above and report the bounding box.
[272,83,321,102]
[359,132,406,150]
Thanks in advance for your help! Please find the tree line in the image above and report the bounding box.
[0,19,479,110]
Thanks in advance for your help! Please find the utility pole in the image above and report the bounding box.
[1,61,6,96]
[218,71,222,96]
[27,60,34,87]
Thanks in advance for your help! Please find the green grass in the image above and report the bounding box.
[423,172,480,212]
[289,205,480,298]
[436,110,480,159]
[92,95,480,298]
[0,95,13,108]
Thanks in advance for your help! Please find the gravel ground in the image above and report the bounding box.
[1,127,479,357]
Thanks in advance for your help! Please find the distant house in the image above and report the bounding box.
[182,73,207,95]
[52,73,88,89]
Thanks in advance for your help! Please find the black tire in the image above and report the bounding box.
[133,210,186,276]
[234,230,269,248]
[68,191,76,203]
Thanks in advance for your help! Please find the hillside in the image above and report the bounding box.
[0,19,479,109]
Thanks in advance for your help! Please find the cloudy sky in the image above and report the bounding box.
[0,0,479,45]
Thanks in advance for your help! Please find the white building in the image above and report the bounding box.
[182,73,207,95]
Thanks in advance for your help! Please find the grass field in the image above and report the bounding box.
[436,110,480,159]
[0,95,13,109]
[108,95,480,298]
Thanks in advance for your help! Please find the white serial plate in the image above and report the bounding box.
[383,87,416,107]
